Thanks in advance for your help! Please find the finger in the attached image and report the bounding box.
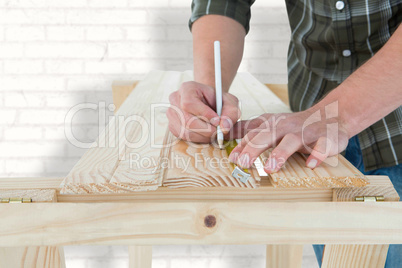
[264,133,303,173]
[167,105,216,138]
[229,113,285,163]
[220,94,240,133]
[169,91,180,106]
[228,124,266,163]
[233,126,279,169]
[306,136,332,169]
[168,122,212,143]
[180,88,219,125]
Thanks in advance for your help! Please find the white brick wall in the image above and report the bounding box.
[0,0,317,267]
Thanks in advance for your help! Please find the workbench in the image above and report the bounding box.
[0,72,401,268]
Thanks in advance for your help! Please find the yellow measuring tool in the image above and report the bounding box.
[224,139,251,184]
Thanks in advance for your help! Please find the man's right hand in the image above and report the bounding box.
[167,81,240,143]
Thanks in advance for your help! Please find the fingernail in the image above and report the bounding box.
[238,153,250,168]
[265,157,278,173]
[229,152,239,163]
[307,159,317,169]
[210,117,220,126]
[222,118,232,132]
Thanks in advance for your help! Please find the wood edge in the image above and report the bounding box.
[112,80,139,112]
[264,83,289,107]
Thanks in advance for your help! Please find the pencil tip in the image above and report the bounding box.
[218,138,223,149]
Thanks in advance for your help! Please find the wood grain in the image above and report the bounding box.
[109,71,191,191]
[0,188,65,268]
[112,80,138,112]
[321,244,389,268]
[61,71,168,194]
[320,185,396,268]
[0,246,65,268]
[0,189,56,202]
[262,151,369,188]
[266,245,303,268]
[61,71,184,193]
[0,202,401,246]
[163,132,260,188]
[129,246,152,268]
[0,175,390,202]
[62,71,369,192]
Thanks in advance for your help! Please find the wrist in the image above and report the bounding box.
[308,97,355,139]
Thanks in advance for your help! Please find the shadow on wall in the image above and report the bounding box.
[43,7,194,177]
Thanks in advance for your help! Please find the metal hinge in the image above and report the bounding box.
[1,198,32,203]
[355,196,384,202]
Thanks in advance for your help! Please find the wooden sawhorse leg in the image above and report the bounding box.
[0,246,65,268]
[320,186,399,268]
[266,245,303,268]
[322,244,388,267]
[0,190,65,268]
[129,246,152,268]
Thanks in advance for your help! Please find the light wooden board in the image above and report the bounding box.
[129,246,152,268]
[0,175,391,202]
[61,71,167,194]
[61,71,186,193]
[262,151,369,188]
[322,244,389,268]
[266,245,303,268]
[0,246,65,268]
[0,202,401,246]
[0,189,56,202]
[109,71,190,191]
[112,80,138,112]
[0,188,65,268]
[319,180,397,267]
[62,71,370,192]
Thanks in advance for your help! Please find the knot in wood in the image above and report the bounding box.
[204,215,216,228]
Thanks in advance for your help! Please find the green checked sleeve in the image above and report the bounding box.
[189,0,255,34]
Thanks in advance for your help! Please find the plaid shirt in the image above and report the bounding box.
[190,0,402,171]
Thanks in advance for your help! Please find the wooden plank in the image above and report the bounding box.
[333,185,400,201]
[109,71,191,191]
[0,188,66,268]
[0,246,66,268]
[0,201,401,246]
[0,177,63,190]
[262,152,369,188]
[265,83,289,107]
[0,189,57,202]
[63,71,367,192]
[320,182,396,268]
[0,175,391,201]
[129,246,152,268]
[61,71,183,193]
[266,245,303,268]
[112,80,138,112]
[321,244,389,268]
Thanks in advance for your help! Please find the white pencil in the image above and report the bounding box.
[214,41,224,149]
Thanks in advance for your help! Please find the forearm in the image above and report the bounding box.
[192,15,246,92]
[312,25,402,137]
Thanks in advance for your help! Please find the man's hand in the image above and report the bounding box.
[167,81,240,143]
[228,108,350,173]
